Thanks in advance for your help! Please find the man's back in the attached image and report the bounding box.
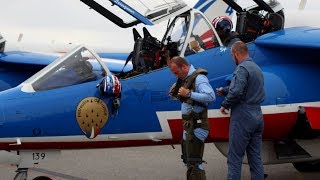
[219,41,265,180]
[236,57,264,105]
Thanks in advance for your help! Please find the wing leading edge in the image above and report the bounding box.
[0,51,57,66]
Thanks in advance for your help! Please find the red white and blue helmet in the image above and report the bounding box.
[212,16,233,34]
[103,75,121,96]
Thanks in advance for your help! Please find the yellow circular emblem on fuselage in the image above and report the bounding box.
[76,97,109,139]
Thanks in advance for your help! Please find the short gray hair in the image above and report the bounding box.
[231,41,248,55]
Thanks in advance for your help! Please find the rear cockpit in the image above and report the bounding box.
[225,0,285,42]
[78,0,286,79]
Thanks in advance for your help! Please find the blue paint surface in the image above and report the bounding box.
[0,27,319,138]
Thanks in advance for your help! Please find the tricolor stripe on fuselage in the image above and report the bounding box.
[0,101,318,150]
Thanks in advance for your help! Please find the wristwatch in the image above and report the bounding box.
[187,91,191,98]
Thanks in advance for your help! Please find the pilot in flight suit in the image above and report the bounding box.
[168,56,215,180]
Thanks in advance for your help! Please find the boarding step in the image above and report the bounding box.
[274,140,311,160]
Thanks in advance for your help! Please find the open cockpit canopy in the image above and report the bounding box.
[80,0,191,28]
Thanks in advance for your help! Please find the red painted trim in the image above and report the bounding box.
[263,112,297,139]
[168,112,298,141]
[304,107,320,129]
[0,139,181,151]
[200,30,212,41]
[0,112,298,151]
[200,30,215,49]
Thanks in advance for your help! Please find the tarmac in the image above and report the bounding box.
[1,144,320,180]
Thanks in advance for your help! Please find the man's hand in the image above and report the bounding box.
[216,87,224,96]
[169,83,176,96]
[178,87,190,97]
[220,106,229,115]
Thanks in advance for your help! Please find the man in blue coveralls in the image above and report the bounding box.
[217,41,265,180]
[168,56,215,180]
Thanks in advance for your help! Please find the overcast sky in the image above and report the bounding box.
[2,0,316,29]
[0,0,318,52]
[0,0,201,30]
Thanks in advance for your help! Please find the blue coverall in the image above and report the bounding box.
[221,57,265,180]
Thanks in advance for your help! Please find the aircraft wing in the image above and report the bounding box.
[0,51,57,66]
[0,51,132,73]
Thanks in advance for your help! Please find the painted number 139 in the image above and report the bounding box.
[32,152,45,160]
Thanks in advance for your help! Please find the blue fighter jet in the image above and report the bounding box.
[1,0,320,179]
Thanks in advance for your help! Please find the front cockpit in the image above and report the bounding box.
[21,46,110,92]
